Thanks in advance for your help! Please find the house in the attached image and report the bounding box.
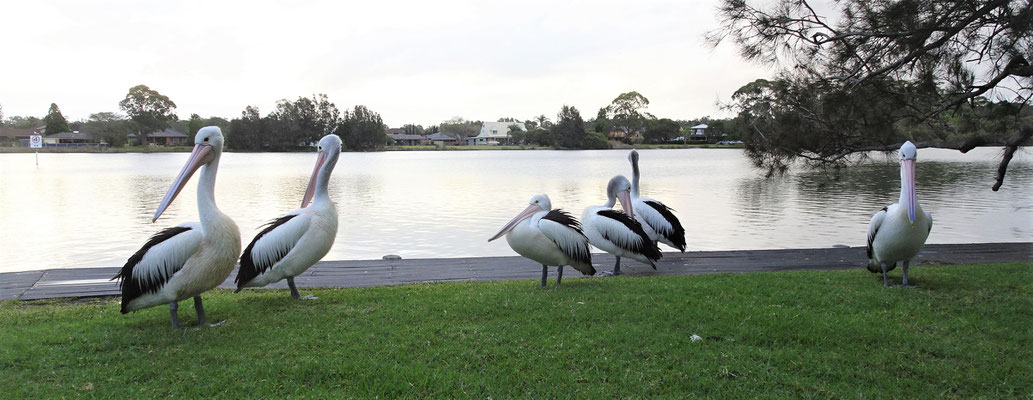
[46,131,102,146]
[128,128,189,146]
[425,132,459,146]
[689,124,708,141]
[0,127,39,146]
[387,132,427,146]
[469,121,525,145]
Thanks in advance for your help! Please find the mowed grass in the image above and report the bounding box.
[2,263,1031,398]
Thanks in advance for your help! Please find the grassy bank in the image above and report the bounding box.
[1,263,1030,397]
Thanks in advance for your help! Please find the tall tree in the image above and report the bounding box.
[551,105,586,149]
[643,118,681,144]
[228,106,266,151]
[187,113,205,143]
[602,91,654,139]
[507,123,526,144]
[402,124,424,135]
[85,112,131,146]
[119,85,178,136]
[710,0,1033,190]
[338,105,385,151]
[43,103,70,134]
[440,116,480,139]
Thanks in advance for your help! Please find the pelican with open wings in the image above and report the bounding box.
[235,134,342,298]
[489,194,595,287]
[866,141,933,286]
[113,126,241,328]
[582,175,662,275]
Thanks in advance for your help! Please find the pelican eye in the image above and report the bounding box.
[318,146,322,150]
[203,137,209,142]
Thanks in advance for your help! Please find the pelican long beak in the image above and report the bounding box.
[616,189,634,219]
[902,159,917,226]
[153,144,212,222]
[301,151,328,208]
[488,204,540,242]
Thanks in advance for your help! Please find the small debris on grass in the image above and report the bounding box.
[690,334,703,342]
[576,301,584,305]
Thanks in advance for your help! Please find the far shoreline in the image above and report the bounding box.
[0,143,745,154]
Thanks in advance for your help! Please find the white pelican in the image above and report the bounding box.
[582,175,662,275]
[113,126,242,328]
[866,141,933,286]
[235,134,341,298]
[489,194,595,287]
[628,150,686,252]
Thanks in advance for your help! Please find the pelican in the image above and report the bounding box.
[866,141,933,287]
[489,194,595,287]
[113,126,241,328]
[628,150,686,252]
[235,134,341,298]
[582,175,662,275]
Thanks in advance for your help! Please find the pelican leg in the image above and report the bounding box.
[287,277,301,299]
[880,262,889,287]
[613,257,623,276]
[557,266,564,285]
[194,296,207,325]
[902,260,911,287]
[169,301,180,329]
[541,264,548,288]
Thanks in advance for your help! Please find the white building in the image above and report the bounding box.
[469,122,526,145]
[689,124,708,137]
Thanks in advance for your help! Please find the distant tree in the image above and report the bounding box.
[643,118,681,143]
[119,85,178,136]
[440,116,481,139]
[228,106,266,151]
[603,91,654,138]
[534,114,553,129]
[507,123,526,144]
[551,105,586,149]
[85,112,131,146]
[710,0,1033,190]
[0,104,4,124]
[425,125,440,134]
[267,94,341,149]
[592,107,612,134]
[5,116,42,129]
[187,113,205,142]
[497,117,519,122]
[43,103,70,134]
[402,124,424,135]
[338,105,385,151]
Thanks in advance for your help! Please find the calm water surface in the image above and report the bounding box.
[0,148,1030,273]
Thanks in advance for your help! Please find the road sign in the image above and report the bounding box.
[29,135,43,148]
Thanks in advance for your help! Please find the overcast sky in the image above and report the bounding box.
[1,0,773,127]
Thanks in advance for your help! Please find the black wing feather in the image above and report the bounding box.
[236,214,299,289]
[113,226,192,314]
[596,209,662,263]
[541,209,594,273]
[643,200,686,251]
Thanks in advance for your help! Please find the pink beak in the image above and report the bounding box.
[616,189,634,219]
[901,159,916,225]
[301,151,328,208]
[152,144,212,222]
[488,204,540,242]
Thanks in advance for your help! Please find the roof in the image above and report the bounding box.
[476,122,525,138]
[388,133,425,140]
[690,124,708,129]
[0,127,37,138]
[385,128,405,135]
[425,132,458,140]
[128,128,188,138]
[46,131,94,140]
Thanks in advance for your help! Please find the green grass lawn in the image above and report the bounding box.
[2,263,1031,398]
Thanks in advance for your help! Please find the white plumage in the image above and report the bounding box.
[490,194,594,287]
[581,175,662,275]
[628,150,686,251]
[866,141,933,286]
[235,134,341,298]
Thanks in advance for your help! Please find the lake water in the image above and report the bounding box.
[1,148,1030,273]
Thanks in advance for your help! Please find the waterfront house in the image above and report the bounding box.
[0,127,39,146]
[128,128,189,146]
[689,124,708,141]
[46,131,103,146]
[426,132,459,146]
[386,129,428,146]
[469,121,525,145]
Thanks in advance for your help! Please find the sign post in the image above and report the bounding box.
[29,134,42,166]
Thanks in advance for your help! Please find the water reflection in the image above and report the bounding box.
[0,148,1029,273]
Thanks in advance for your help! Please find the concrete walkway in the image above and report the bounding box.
[2,242,1029,301]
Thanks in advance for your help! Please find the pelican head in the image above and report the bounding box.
[488,194,550,242]
[628,149,640,164]
[152,126,225,222]
[302,134,343,207]
[899,141,918,225]
[607,175,634,219]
